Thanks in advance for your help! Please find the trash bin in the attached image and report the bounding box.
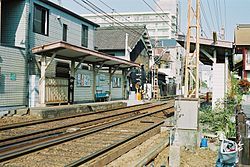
[200,138,208,148]
[216,139,238,167]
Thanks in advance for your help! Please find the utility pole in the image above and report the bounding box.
[184,0,200,98]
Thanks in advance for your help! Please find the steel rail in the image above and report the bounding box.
[66,121,165,167]
[0,103,166,147]
[0,104,174,162]
[0,102,154,131]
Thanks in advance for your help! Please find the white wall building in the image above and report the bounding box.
[83,11,177,42]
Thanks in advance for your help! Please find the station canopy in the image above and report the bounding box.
[176,35,234,69]
[32,41,140,68]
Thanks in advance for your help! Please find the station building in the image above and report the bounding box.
[0,0,142,108]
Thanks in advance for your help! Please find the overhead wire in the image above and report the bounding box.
[218,0,223,29]
[97,0,151,32]
[72,0,143,39]
[151,0,184,35]
[206,0,216,32]
[200,1,212,37]
[83,0,144,35]
[142,0,183,35]
[213,0,220,32]
[223,0,227,39]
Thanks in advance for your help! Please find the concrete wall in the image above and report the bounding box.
[0,46,27,107]
[212,63,225,109]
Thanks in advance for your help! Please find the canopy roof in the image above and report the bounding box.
[32,41,140,68]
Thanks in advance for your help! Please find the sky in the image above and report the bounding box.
[50,0,250,41]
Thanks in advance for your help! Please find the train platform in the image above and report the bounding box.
[0,100,149,119]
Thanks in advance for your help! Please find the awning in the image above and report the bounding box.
[32,41,140,68]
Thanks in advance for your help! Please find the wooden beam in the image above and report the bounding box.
[74,56,89,72]
[45,53,56,71]
[111,65,120,75]
[93,64,97,101]
[132,135,169,166]
[200,49,214,62]
[109,67,112,101]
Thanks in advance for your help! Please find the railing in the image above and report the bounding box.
[45,78,68,103]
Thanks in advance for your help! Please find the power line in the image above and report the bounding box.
[200,1,212,36]
[213,0,220,32]
[206,0,215,31]
[218,0,223,28]
[97,0,149,31]
[73,0,144,39]
[80,0,144,36]
[223,0,227,39]
[151,0,184,34]
[141,0,182,35]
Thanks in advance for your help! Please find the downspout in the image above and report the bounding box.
[25,0,31,107]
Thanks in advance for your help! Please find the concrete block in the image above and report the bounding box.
[176,129,199,148]
[16,108,29,116]
[6,110,17,117]
[161,126,171,133]
[0,111,9,118]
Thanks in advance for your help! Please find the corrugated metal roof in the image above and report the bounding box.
[31,41,140,68]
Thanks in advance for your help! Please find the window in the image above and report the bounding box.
[62,24,67,42]
[112,77,121,88]
[33,4,49,35]
[81,25,88,47]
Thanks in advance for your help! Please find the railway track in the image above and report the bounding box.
[0,102,165,141]
[0,101,174,166]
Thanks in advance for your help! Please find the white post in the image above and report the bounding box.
[39,55,46,106]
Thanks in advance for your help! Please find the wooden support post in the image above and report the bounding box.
[184,0,200,98]
[195,0,200,98]
[109,67,112,101]
[93,64,97,101]
[184,0,191,98]
[39,55,46,106]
